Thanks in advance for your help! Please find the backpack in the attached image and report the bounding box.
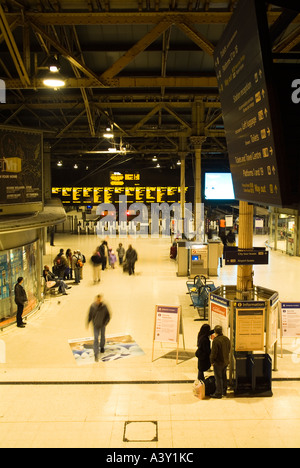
[74,256,83,268]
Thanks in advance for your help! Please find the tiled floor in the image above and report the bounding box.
[0,233,300,448]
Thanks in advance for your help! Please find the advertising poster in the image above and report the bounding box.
[210,294,230,337]
[69,334,145,366]
[0,127,42,206]
[281,303,300,338]
[235,303,265,352]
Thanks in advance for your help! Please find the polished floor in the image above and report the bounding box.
[0,232,300,448]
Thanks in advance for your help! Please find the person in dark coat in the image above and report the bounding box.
[87,294,111,362]
[14,277,28,328]
[125,244,138,275]
[195,323,213,381]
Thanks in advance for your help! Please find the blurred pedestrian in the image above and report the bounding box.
[117,243,125,265]
[91,248,102,283]
[125,244,138,275]
[87,294,111,362]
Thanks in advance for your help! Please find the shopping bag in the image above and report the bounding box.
[192,379,205,399]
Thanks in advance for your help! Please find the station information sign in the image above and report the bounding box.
[109,171,141,186]
[214,0,284,206]
[51,186,188,205]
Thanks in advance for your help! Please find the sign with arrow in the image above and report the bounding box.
[214,0,285,206]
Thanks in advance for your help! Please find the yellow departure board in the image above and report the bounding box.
[52,186,188,205]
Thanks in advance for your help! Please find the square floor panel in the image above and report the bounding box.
[123,421,158,442]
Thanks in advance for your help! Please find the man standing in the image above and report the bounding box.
[210,325,231,398]
[87,295,111,362]
[14,277,28,328]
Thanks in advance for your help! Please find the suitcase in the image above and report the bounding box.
[204,376,216,396]
[192,379,205,399]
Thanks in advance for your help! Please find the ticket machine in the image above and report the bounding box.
[190,243,208,277]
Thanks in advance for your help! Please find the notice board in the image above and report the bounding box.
[235,301,265,352]
[213,0,287,207]
[152,305,183,363]
[281,303,300,338]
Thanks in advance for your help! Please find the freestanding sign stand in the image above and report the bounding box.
[152,305,185,364]
[280,303,300,357]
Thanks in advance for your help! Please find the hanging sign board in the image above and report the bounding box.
[281,303,300,338]
[225,247,268,265]
[213,0,286,206]
[235,301,265,351]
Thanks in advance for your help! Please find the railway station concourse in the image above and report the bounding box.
[0,0,300,450]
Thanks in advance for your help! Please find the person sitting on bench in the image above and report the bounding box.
[43,265,71,295]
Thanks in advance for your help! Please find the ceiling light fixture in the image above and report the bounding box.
[43,57,65,88]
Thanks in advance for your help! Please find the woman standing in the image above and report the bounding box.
[195,324,213,381]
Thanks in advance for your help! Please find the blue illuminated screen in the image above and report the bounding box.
[204,173,235,200]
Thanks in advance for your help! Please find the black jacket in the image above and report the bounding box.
[14,283,28,305]
[88,302,110,329]
[196,333,211,372]
[210,334,231,367]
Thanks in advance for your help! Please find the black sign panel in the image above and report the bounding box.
[214,0,285,206]
[225,248,269,265]
[273,64,300,206]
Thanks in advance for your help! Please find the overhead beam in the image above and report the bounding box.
[28,20,107,87]
[5,75,218,89]
[100,20,172,80]
[0,4,30,86]
[176,20,215,56]
[4,11,289,26]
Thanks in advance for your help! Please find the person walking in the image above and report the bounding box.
[210,325,231,398]
[116,243,125,265]
[91,249,102,283]
[125,244,138,275]
[195,323,213,382]
[99,241,108,270]
[14,277,28,328]
[87,294,111,362]
[109,249,117,269]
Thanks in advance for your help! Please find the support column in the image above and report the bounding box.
[178,151,186,229]
[191,136,206,241]
[43,142,52,201]
[236,201,254,300]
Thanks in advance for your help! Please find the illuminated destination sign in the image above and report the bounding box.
[214,0,286,206]
[52,186,188,205]
[109,172,141,186]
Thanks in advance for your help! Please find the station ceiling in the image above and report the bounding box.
[0,0,299,177]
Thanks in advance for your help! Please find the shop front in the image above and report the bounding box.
[268,208,298,256]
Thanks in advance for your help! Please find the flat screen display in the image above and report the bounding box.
[204,173,235,200]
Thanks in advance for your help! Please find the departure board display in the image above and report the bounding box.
[110,172,141,186]
[51,186,188,205]
[214,0,284,206]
